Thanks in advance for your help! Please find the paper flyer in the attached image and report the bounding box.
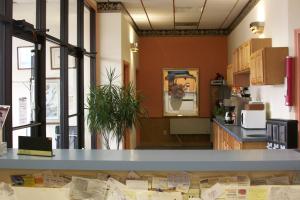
[0,105,10,129]
[168,173,190,193]
[247,187,268,200]
[152,177,168,190]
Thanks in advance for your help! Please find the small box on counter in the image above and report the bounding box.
[244,103,265,110]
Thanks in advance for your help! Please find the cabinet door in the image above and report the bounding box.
[212,123,219,150]
[244,42,250,69]
[233,140,242,150]
[250,53,257,84]
[233,50,239,73]
[255,50,264,84]
[227,64,233,86]
[239,46,244,71]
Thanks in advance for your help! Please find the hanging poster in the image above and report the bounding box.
[163,68,199,116]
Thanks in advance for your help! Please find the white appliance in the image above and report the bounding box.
[241,110,266,129]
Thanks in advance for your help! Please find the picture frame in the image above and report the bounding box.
[46,78,60,123]
[162,68,199,116]
[50,46,76,70]
[17,46,34,70]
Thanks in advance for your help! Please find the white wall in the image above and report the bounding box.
[99,13,123,86]
[99,12,139,149]
[228,0,300,119]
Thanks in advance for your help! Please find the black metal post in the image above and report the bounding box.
[34,0,47,138]
[77,0,85,149]
[0,0,13,147]
[60,0,69,148]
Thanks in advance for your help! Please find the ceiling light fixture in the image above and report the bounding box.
[130,42,139,52]
[250,21,265,34]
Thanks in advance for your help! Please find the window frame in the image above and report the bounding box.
[0,0,96,149]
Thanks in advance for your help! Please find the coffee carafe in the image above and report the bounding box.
[224,106,235,124]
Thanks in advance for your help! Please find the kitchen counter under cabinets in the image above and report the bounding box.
[213,118,267,150]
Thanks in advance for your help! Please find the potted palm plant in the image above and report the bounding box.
[87,69,145,149]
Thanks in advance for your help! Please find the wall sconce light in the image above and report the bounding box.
[250,21,265,34]
[130,42,139,52]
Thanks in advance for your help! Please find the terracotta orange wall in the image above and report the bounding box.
[137,36,228,118]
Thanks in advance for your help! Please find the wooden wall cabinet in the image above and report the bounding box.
[212,122,266,150]
[234,38,272,73]
[226,64,233,86]
[232,49,239,73]
[250,47,288,85]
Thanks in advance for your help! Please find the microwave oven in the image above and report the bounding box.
[266,119,298,149]
[241,110,266,129]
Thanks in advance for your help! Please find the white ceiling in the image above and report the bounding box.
[98,0,250,30]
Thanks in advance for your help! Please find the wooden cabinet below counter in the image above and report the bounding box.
[213,122,266,150]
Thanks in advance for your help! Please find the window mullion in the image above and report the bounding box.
[0,0,13,147]
[77,0,85,149]
[60,0,69,149]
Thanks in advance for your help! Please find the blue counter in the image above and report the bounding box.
[213,118,267,142]
[1,149,300,171]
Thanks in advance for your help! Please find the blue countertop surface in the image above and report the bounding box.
[213,118,267,142]
[1,149,300,171]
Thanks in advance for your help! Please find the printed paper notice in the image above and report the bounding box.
[247,187,268,200]
[201,183,225,200]
[126,180,149,190]
[152,177,168,190]
[269,186,300,200]
[168,173,190,193]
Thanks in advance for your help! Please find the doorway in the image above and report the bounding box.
[123,61,130,149]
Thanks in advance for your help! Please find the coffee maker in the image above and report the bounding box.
[224,106,235,124]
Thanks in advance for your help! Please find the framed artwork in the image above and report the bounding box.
[17,46,34,70]
[50,46,76,69]
[162,68,199,116]
[46,78,60,123]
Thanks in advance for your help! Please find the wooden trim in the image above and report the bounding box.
[219,0,239,29]
[227,0,260,32]
[140,0,153,30]
[84,0,97,11]
[295,29,300,149]
[197,0,207,29]
[172,0,175,29]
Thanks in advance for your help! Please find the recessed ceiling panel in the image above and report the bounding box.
[175,0,205,25]
[221,0,249,28]
[199,0,238,29]
[98,0,252,31]
[143,0,173,30]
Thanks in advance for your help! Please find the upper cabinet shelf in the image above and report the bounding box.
[250,47,288,85]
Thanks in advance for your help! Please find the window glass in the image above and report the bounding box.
[69,116,78,149]
[13,0,36,26]
[84,6,90,52]
[69,0,78,46]
[84,56,91,149]
[46,40,61,148]
[68,55,77,115]
[46,0,60,39]
[12,37,36,127]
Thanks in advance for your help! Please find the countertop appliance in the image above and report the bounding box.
[224,106,235,124]
[241,110,266,129]
[266,119,298,149]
